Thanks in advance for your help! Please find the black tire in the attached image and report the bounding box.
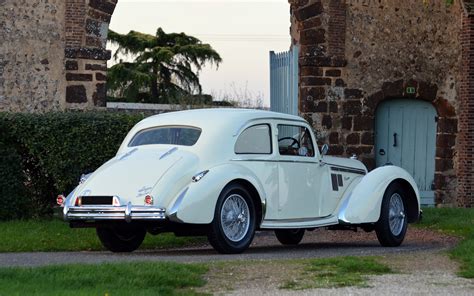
[96,224,146,252]
[274,229,305,245]
[208,183,256,254]
[375,183,408,247]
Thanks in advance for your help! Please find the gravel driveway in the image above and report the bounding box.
[0,227,458,267]
[217,250,474,296]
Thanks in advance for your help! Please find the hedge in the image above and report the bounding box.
[0,141,28,220]
[0,112,145,220]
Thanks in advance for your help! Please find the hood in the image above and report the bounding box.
[322,156,367,172]
[75,146,192,203]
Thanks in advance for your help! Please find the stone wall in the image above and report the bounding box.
[64,0,116,109]
[344,0,462,205]
[0,0,116,112]
[458,4,474,207]
[290,0,464,205]
[0,0,66,112]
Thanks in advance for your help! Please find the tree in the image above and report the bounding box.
[108,28,222,103]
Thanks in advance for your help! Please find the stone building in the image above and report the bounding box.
[0,0,473,207]
[0,0,115,112]
[290,0,473,207]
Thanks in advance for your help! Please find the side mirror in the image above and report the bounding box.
[321,144,329,156]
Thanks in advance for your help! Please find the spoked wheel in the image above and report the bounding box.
[96,224,146,252]
[208,184,256,254]
[375,183,408,247]
[275,229,305,245]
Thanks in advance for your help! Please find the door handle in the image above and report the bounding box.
[379,149,385,156]
[393,133,398,147]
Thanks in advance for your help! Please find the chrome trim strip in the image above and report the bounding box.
[168,188,189,223]
[231,159,317,165]
[261,198,267,225]
[329,165,366,175]
[125,202,132,222]
[260,215,338,229]
[159,147,178,160]
[119,148,138,160]
[264,215,333,223]
[337,193,351,224]
[64,204,166,222]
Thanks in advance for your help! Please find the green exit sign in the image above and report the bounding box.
[406,87,416,94]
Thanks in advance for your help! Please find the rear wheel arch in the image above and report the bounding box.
[225,179,263,227]
[390,179,419,223]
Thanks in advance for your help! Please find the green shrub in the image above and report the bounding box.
[0,141,29,220]
[0,112,145,220]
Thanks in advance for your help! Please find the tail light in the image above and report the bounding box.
[75,197,82,206]
[56,195,65,207]
[144,195,153,205]
[112,196,121,206]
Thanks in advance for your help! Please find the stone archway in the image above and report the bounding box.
[367,79,458,205]
[64,0,117,108]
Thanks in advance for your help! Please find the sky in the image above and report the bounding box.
[107,0,291,107]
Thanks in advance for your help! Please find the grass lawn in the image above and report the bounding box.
[0,257,391,295]
[281,257,391,290]
[416,207,474,278]
[0,219,205,252]
[0,262,208,296]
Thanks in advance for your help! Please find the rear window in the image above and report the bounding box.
[129,126,202,147]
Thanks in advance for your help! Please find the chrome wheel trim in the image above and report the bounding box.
[220,194,250,242]
[388,193,406,236]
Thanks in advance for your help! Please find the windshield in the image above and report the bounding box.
[129,126,202,147]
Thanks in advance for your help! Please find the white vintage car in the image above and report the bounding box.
[59,108,421,254]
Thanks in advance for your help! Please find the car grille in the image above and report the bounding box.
[80,196,113,205]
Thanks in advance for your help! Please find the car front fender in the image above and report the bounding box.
[338,165,420,224]
[171,163,267,224]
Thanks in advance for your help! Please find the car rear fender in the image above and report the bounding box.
[337,166,420,224]
[172,163,266,224]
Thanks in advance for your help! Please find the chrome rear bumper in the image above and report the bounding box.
[63,202,166,222]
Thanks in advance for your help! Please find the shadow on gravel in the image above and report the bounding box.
[128,240,445,257]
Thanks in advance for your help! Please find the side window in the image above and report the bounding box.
[277,125,315,157]
[235,124,272,154]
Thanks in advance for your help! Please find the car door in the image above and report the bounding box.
[275,122,325,219]
[233,122,280,220]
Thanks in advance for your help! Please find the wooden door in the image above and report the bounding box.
[375,99,437,205]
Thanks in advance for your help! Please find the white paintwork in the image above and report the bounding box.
[65,108,420,230]
[320,156,367,217]
[337,165,420,224]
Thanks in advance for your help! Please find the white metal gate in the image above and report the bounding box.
[269,46,299,115]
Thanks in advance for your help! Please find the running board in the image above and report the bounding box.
[260,215,339,229]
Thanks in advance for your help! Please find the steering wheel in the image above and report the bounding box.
[278,137,300,148]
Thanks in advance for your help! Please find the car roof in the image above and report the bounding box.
[136,108,307,131]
